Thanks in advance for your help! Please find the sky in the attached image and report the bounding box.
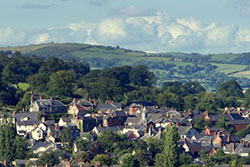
[1,0,250,53]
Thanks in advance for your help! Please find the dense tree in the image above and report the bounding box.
[183,81,206,94]
[97,130,119,152]
[217,80,244,98]
[92,154,115,166]
[76,137,92,151]
[27,74,49,93]
[37,151,61,166]
[59,127,74,152]
[2,55,42,83]
[129,65,156,87]
[121,153,140,167]
[38,57,66,75]
[158,92,184,110]
[47,70,76,100]
[0,123,29,164]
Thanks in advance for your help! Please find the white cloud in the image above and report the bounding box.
[2,12,250,53]
[34,33,49,44]
[0,27,26,46]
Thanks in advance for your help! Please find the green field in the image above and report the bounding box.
[212,63,247,74]
[210,53,238,62]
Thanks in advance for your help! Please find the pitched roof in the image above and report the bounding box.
[97,103,121,110]
[36,99,66,107]
[31,141,53,151]
[15,112,40,126]
[178,126,193,135]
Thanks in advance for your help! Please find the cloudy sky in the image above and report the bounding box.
[1,0,250,53]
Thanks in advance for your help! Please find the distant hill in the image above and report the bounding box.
[1,43,250,90]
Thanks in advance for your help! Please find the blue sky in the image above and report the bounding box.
[1,0,250,53]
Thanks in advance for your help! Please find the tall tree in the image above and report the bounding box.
[47,70,76,99]
[155,126,179,167]
[216,80,244,98]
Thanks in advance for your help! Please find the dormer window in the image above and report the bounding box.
[21,116,29,122]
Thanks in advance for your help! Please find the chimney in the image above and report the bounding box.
[183,110,186,117]
[94,99,97,106]
[31,94,34,104]
[227,134,230,143]
[55,123,59,131]
[205,111,208,117]
[73,98,76,104]
[232,143,235,153]
[41,116,46,123]
[149,126,152,136]
[40,95,43,100]
[95,161,100,167]
[227,109,231,115]
[188,108,192,115]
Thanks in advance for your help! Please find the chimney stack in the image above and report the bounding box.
[227,134,230,143]
[232,143,235,153]
[40,95,43,100]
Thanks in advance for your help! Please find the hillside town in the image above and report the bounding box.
[5,93,250,166]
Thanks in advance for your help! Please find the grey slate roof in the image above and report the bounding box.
[31,141,53,151]
[15,112,40,125]
[36,99,66,107]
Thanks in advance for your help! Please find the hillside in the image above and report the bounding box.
[1,43,250,91]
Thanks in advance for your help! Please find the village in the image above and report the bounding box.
[6,92,250,166]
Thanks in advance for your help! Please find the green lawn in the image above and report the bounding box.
[18,83,30,91]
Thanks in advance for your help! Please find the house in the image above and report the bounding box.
[178,126,199,140]
[92,126,123,136]
[30,97,67,115]
[31,141,56,154]
[58,117,71,127]
[205,127,226,136]
[31,122,47,141]
[97,102,122,113]
[14,112,40,137]
[125,108,148,126]
[72,115,97,132]
[224,143,250,156]
[227,120,250,131]
[129,103,142,115]
[77,99,96,110]
[68,99,89,116]
[182,141,201,156]
[103,110,127,127]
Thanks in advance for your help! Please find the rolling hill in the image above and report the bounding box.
[1,43,250,91]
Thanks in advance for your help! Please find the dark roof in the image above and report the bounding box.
[185,142,201,152]
[36,99,66,107]
[178,126,194,135]
[61,117,71,123]
[230,113,244,120]
[227,119,250,125]
[15,112,40,125]
[97,103,122,111]
[45,120,55,126]
[110,110,127,117]
[94,126,123,133]
[77,99,94,107]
